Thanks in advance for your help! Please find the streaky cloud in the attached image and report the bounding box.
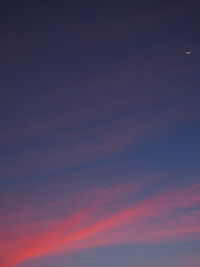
[0,182,199,267]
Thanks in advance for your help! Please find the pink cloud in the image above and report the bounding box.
[1,182,199,267]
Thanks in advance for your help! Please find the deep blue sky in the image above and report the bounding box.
[0,1,200,267]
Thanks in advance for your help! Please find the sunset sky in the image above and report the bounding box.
[0,1,200,267]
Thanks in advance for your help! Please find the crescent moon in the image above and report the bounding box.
[185,50,192,55]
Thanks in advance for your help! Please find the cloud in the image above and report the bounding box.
[0,98,194,180]
[1,182,199,267]
[1,16,199,180]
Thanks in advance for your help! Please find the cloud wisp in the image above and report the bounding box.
[1,182,199,267]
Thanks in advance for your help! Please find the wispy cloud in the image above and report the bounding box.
[0,99,194,180]
[1,182,199,267]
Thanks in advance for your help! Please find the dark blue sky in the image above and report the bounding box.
[0,1,200,267]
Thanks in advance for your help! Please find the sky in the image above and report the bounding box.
[0,1,200,267]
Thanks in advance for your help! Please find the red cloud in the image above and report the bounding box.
[0,183,199,267]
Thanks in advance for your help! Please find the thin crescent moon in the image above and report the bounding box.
[185,51,192,55]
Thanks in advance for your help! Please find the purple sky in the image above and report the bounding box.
[0,1,200,267]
